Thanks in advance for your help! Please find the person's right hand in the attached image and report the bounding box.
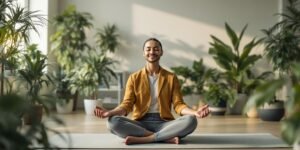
[94,106,110,118]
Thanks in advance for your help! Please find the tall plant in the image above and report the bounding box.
[208,23,262,94]
[50,5,93,73]
[262,0,300,80]
[0,0,44,96]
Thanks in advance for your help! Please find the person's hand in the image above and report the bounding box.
[194,104,210,118]
[94,106,110,119]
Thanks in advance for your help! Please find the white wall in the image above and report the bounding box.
[57,0,279,73]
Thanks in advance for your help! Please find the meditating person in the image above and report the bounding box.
[94,37,210,145]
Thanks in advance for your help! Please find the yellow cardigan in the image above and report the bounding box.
[117,67,188,120]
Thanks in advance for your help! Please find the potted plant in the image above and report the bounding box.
[18,44,52,124]
[50,5,93,110]
[0,0,44,96]
[69,52,117,115]
[208,23,262,115]
[51,69,73,113]
[0,93,64,149]
[245,0,300,148]
[171,58,211,109]
[203,70,236,115]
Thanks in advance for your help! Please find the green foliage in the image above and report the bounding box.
[262,0,300,76]
[209,23,262,93]
[245,63,300,145]
[69,52,117,100]
[204,70,236,106]
[0,93,63,150]
[171,58,211,96]
[96,24,119,53]
[51,69,72,103]
[0,0,45,96]
[50,5,93,73]
[18,44,52,106]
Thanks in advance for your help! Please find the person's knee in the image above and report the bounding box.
[107,116,123,130]
[184,115,198,130]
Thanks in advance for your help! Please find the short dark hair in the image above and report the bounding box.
[143,38,163,50]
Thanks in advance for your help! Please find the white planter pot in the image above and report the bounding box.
[84,99,103,115]
[56,99,73,114]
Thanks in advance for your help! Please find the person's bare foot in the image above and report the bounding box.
[124,135,155,145]
[165,137,179,144]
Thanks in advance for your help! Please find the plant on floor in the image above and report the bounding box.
[0,0,45,96]
[18,44,53,111]
[245,0,300,146]
[0,93,64,150]
[208,23,263,115]
[50,5,93,110]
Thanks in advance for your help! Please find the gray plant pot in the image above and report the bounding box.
[258,101,284,121]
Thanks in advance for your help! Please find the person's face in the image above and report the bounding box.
[143,40,163,63]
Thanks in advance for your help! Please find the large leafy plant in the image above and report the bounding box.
[50,5,93,73]
[0,0,44,96]
[209,23,262,94]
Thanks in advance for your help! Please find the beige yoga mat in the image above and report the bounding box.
[49,133,290,149]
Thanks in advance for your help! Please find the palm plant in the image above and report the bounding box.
[18,44,52,106]
[0,0,45,96]
[96,24,119,54]
[208,23,262,94]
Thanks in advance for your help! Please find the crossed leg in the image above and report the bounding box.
[107,115,196,145]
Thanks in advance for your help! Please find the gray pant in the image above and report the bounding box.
[107,113,197,142]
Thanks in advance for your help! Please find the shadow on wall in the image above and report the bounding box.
[58,0,276,72]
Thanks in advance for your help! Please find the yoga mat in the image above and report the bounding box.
[49,133,290,149]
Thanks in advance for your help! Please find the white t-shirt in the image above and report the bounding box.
[147,75,159,113]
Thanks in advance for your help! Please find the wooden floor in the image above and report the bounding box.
[45,110,290,150]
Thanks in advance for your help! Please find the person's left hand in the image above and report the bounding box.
[194,104,210,118]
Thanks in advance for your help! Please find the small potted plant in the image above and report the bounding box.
[203,70,236,115]
[69,52,117,115]
[51,69,74,113]
[171,58,211,109]
[18,44,52,124]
